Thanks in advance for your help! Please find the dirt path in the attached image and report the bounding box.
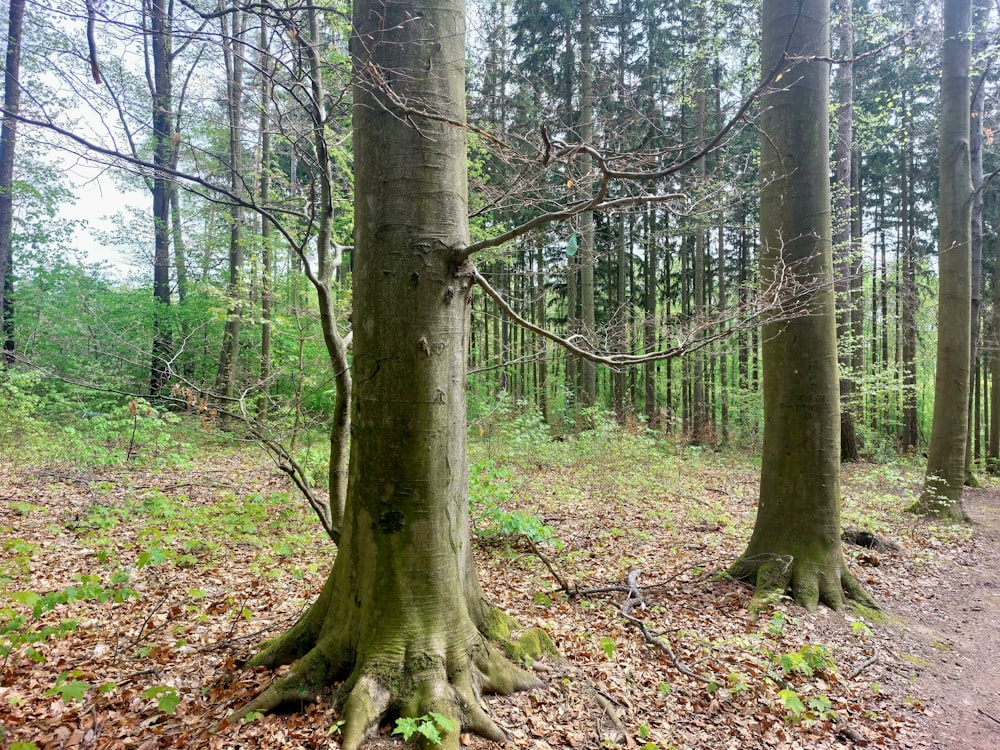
[894,486,1000,749]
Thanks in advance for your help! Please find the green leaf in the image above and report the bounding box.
[9,742,40,750]
[45,677,89,702]
[418,723,442,744]
[136,548,169,569]
[392,717,419,741]
[427,712,456,733]
[142,685,180,715]
[9,591,40,608]
[778,688,806,718]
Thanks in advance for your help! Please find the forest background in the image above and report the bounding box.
[0,0,999,747]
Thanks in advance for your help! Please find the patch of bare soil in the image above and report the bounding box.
[889,487,1000,749]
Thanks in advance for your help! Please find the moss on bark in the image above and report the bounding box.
[730,551,877,614]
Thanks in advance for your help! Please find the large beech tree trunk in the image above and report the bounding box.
[913,0,973,521]
[233,0,545,745]
[730,0,876,611]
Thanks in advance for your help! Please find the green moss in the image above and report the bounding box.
[480,606,516,641]
[849,603,890,623]
[503,628,559,663]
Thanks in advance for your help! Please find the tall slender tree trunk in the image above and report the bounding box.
[691,5,708,443]
[215,5,247,402]
[835,0,859,461]
[0,0,25,366]
[914,0,974,520]
[644,209,658,427]
[149,0,173,395]
[991,259,1000,472]
[578,0,597,411]
[535,242,548,420]
[901,86,919,451]
[963,0,991,484]
[235,0,545,743]
[257,25,274,420]
[731,0,876,611]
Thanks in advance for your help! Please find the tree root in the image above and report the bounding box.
[730,554,879,613]
[230,623,544,750]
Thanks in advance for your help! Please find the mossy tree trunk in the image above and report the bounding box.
[912,0,973,521]
[233,0,547,746]
[730,0,876,611]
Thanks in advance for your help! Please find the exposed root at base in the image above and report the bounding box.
[730,555,880,613]
[230,636,543,750]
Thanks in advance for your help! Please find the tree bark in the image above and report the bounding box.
[149,0,173,395]
[578,0,597,411]
[215,3,247,404]
[913,0,973,521]
[644,209,658,427]
[235,0,546,743]
[0,0,25,366]
[834,0,859,461]
[730,0,876,611]
[963,0,991,485]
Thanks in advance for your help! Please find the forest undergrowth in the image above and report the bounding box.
[0,414,988,749]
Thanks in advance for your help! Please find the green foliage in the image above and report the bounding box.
[768,611,786,636]
[777,644,835,677]
[141,685,181,715]
[598,636,617,659]
[0,372,44,455]
[0,574,139,678]
[777,688,806,720]
[44,670,90,702]
[392,712,456,745]
[469,459,559,546]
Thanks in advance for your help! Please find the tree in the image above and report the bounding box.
[730,0,877,610]
[148,0,175,395]
[963,0,992,482]
[0,0,26,364]
[912,0,974,520]
[232,0,548,744]
[214,2,248,403]
[834,0,860,461]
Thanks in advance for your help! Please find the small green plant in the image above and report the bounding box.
[599,636,617,659]
[850,619,873,637]
[768,611,786,637]
[469,459,560,546]
[44,670,90,702]
[777,643,835,677]
[1,576,138,679]
[777,689,806,720]
[141,685,180,715]
[392,712,456,745]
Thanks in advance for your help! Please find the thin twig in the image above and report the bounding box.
[849,654,879,679]
[619,570,714,684]
[522,535,572,594]
[977,707,1000,726]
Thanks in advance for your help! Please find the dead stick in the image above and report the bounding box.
[978,707,1000,726]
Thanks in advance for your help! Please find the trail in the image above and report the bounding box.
[896,487,1000,749]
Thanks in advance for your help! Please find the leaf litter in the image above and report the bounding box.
[0,433,995,749]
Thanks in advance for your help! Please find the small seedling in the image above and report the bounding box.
[392,712,456,745]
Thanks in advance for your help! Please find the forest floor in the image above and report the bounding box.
[1,427,999,749]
